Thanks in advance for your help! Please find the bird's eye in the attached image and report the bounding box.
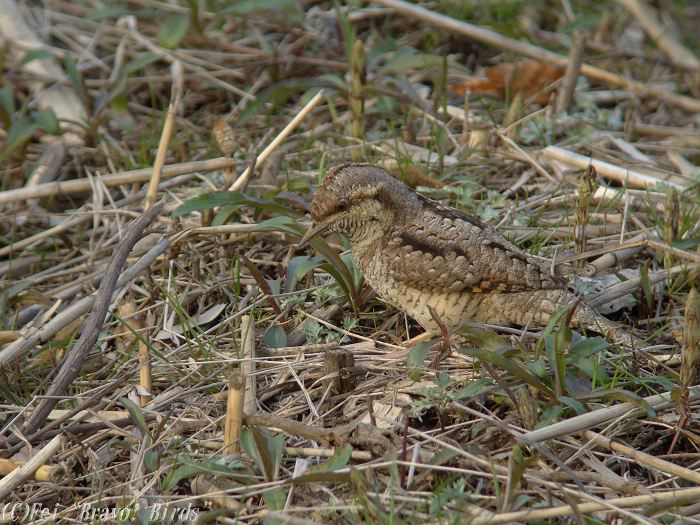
[336,199,348,212]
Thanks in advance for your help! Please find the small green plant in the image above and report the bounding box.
[0,82,59,162]
[456,304,662,429]
[413,371,493,414]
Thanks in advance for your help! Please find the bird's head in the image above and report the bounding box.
[298,164,409,247]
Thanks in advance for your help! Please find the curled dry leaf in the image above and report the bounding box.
[359,393,411,429]
[453,60,564,105]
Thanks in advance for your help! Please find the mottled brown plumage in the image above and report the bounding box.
[300,163,638,347]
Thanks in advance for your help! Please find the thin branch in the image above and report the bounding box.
[18,203,165,437]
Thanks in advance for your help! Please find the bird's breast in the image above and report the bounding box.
[353,246,495,334]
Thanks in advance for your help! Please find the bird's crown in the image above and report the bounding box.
[310,163,410,223]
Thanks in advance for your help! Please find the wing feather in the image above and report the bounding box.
[387,196,566,293]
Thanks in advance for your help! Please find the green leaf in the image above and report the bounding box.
[285,255,323,293]
[640,261,654,314]
[237,84,298,125]
[319,262,353,306]
[333,0,355,62]
[253,215,301,233]
[458,324,513,353]
[18,49,54,68]
[458,346,556,399]
[225,0,301,16]
[172,191,300,219]
[554,307,573,352]
[526,357,547,378]
[366,37,397,68]
[162,456,247,492]
[381,48,444,73]
[274,191,311,212]
[158,14,190,50]
[572,357,598,382]
[86,5,130,20]
[513,494,534,511]
[308,445,353,474]
[536,302,574,356]
[107,54,159,104]
[108,94,135,131]
[339,251,363,290]
[568,336,609,383]
[568,336,608,361]
[0,117,37,162]
[120,397,150,437]
[162,467,192,492]
[240,429,259,468]
[0,84,14,128]
[557,395,585,415]
[253,217,358,309]
[268,276,281,296]
[429,448,461,467]
[108,75,128,103]
[267,431,285,480]
[303,320,322,344]
[263,325,287,349]
[309,243,357,309]
[350,468,389,520]
[241,427,284,482]
[545,334,566,398]
[289,471,352,484]
[144,450,158,473]
[237,77,325,125]
[407,341,431,381]
[317,73,348,91]
[536,404,563,428]
[240,255,281,314]
[186,0,204,33]
[672,238,700,250]
[454,378,492,401]
[63,54,87,105]
[212,205,239,226]
[262,487,286,511]
[299,87,324,106]
[124,54,161,75]
[0,279,32,303]
[435,371,453,389]
[579,388,656,419]
[31,108,59,135]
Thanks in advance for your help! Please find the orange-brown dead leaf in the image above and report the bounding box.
[388,166,444,188]
[0,331,19,344]
[453,60,564,105]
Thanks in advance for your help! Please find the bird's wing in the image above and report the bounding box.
[386,195,566,293]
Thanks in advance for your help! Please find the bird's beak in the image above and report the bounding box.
[297,220,331,249]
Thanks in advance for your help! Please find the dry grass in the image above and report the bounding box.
[1,0,700,523]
